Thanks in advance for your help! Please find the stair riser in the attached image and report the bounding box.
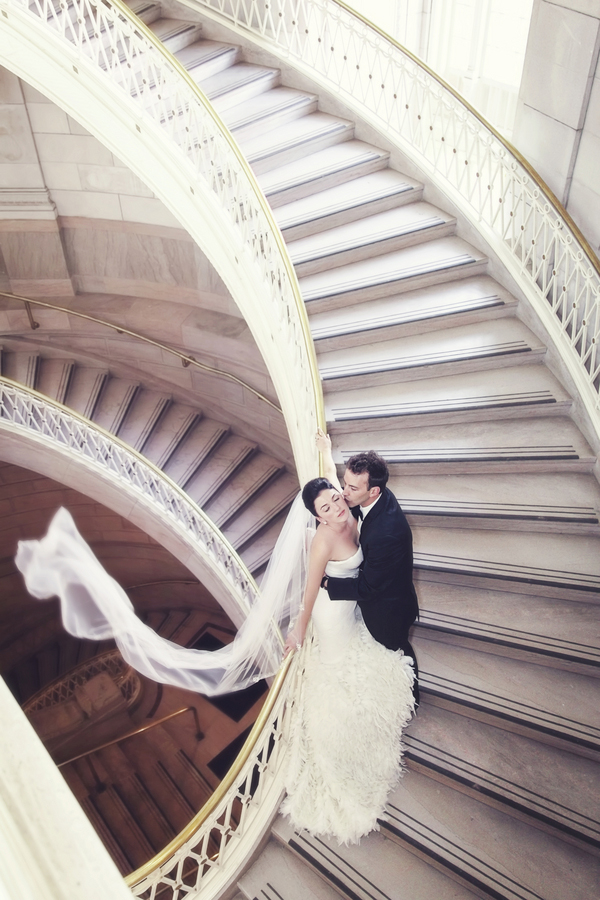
[248,124,354,175]
[406,512,600,536]
[280,185,423,241]
[421,694,600,763]
[414,567,600,604]
[292,222,456,278]
[311,303,516,352]
[303,258,488,313]
[183,47,241,83]
[321,348,546,392]
[264,152,390,208]
[209,71,281,112]
[229,96,318,142]
[382,458,596,476]
[327,399,572,434]
[156,24,204,56]
[415,626,600,678]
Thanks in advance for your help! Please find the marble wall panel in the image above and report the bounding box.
[50,189,122,220]
[119,194,181,227]
[566,179,600,249]
[513,103,578,198]
[78,165,154,198]
[27,103,70,135]
[35,133,114,167]
[0,164,46,189]
[0,70,23,105]
[548,0,600,15]
[519,1,600,128]
[40,162,82,192]
[0,229,70,280]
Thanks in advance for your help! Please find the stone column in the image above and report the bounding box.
[0,676,133,900]
[513,0,600,253]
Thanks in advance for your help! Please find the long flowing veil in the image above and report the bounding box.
[15,496,315,696]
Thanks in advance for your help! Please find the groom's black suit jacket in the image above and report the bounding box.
[325,487,419,655]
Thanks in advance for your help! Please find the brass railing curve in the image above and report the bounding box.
[189,0,600,439]
[0,0,325,482]
[0,289,282,414]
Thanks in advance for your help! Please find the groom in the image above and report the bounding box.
[320,451,420,705]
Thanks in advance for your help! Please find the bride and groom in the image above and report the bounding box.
[15,431,419,844]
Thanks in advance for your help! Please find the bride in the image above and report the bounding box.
[280,430,415,843]
[15,431,414,845]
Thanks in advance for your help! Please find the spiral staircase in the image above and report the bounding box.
[0,1,598,899]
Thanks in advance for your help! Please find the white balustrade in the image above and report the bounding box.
[0,0,323,483]
[190,0,600,436]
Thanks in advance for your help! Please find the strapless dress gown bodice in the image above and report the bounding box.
[311,545,362,663]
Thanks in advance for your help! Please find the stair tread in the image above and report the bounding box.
[386,769,600,900]
[326,364,572,426]
[220,86,316,133]
[162,416,227,486]
[239,509,288,575]
[174,39,239,79]
[288,201,454,266]
[257,139,386,198]
[406,705,600,846]
[239,838,342,900]
[416,580,600,666]
[240,111,354,168]
[413,525,600,589]
[309,275,515,347]
[299,235,486,303]
[198,62,279,104]
[117,389,171,452]
[274,169,421,236]
[148,18,202,47]
[391,471,600,523]
[319,318,544,382]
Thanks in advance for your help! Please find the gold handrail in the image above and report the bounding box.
[0,290,282,414]
[330,0,599,275]
[109,0,326,435]
[57,705,204,767]
[125,649,295,888]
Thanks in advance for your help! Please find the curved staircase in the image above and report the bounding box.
[1,1,599,897]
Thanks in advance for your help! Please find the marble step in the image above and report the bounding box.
[238,838,343,900]
[36,356,74,404]
[181,433,256,507]
[310,275,517,350]
[223,470,298,550]
[116,389,171,453]
[222,87,318,140]
[384,768,600,900]
[91,377,139,435]
[240,111,355,175]
[198,63,281,112]
[64,366,108,420]
[390,471,600,535]
[272,814,479,900]
[326,365,572,432]
[203,452,284,528]
[140,404,202,473]
[162,415,228,486]
[239,508,288,576]
[147,18,203,56]
[174,39,241,83]
[334,417,596,475]
[416,638,600,759]
[413,525,600,601]
[275,169,422,241]
[404,705,600,856]
[66,775,133,875]
[300,236,488,312]
[319,318,545,390]
[288,202,456,277]
[1,350,39,389]
[259,139,390,207]
[415,580,600,675]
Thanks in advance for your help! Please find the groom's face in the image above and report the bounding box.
[343,469,379,507]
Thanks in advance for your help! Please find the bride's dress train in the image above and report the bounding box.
[281,547,415,844]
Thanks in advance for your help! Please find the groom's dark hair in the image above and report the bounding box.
[345,451,389,491]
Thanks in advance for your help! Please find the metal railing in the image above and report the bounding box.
[0,0,325,482]
[23,649,141,713]
[189,0,600,438]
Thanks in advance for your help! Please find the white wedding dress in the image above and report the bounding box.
[281,546,415,844]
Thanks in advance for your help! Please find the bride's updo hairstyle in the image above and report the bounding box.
[302,477,336,517]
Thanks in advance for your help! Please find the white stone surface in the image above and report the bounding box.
[513,104,578,198]
[0,677,132,900]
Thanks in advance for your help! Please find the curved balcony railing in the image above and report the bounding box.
[190,0,600,440]
[0,376,297,896]
[23,649,141,714]
[0,0,324,483]
[0,377,258,623]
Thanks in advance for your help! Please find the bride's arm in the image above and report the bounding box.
[283,529,331,656]
[316,428,341,490]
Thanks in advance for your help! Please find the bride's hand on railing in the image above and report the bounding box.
[283,625,305,658]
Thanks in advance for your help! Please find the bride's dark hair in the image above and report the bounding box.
[302,477,336,516]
